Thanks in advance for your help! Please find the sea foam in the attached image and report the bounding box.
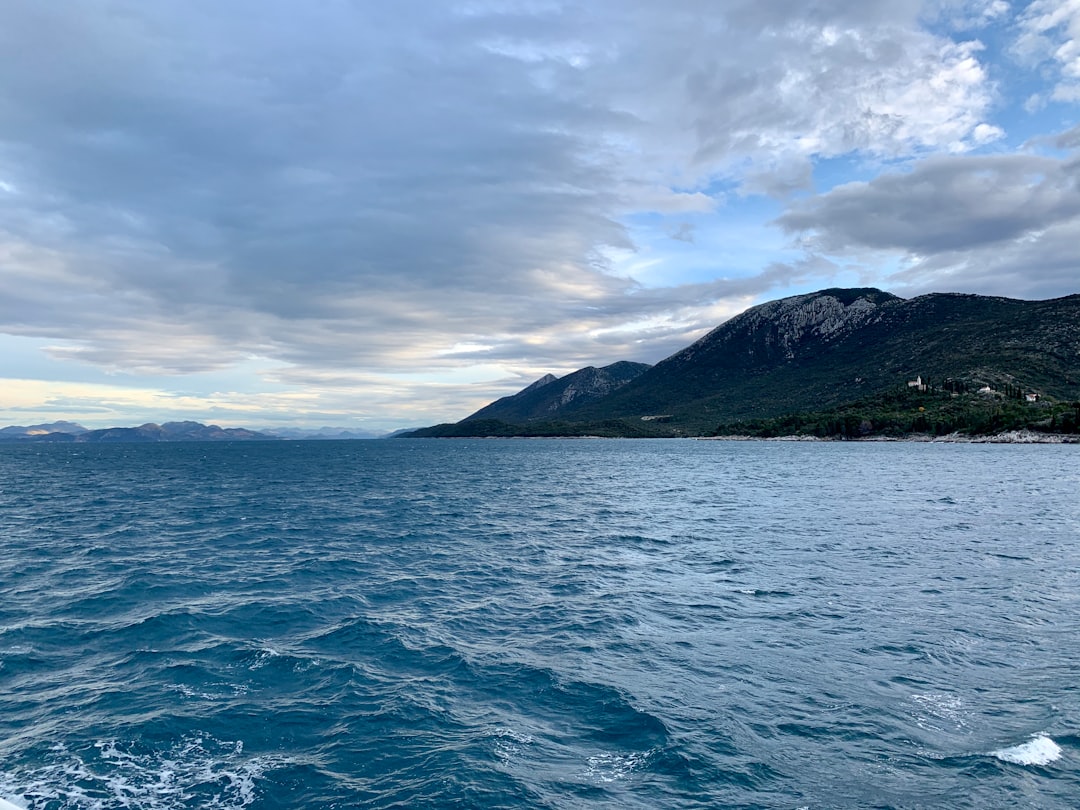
[990,734,1062,766]
[0,736,290,809]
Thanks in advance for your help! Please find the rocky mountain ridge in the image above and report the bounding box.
[0,421,278,443]
[670,287,899,368]
[406,287,1080,437]
[463,361,651,423]
[0,421,90,438]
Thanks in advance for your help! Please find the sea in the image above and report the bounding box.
[0,439,1077,809]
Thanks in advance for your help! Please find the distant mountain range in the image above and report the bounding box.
[404,288,1080,438]
[0,421,278,443]
[257,426,386,440]
[0,421,388,443]
[0,420,90,439]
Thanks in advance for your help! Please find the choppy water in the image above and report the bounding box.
[1,439,1078,809]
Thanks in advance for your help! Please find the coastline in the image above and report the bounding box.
[704,429,1080,444]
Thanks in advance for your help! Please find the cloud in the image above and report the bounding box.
[669,223,696,243]
[0,0,1022,421]
[1015,0,1080,100]
[775,147,1080,297]
[1055,122,1080,148]
[887,217,1080,298]
[925,0,1012,30]
[740,157,815,198]
[777,152,1080,252]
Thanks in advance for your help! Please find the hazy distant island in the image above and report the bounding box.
[402,287,1080,441]
[0,421,387,443]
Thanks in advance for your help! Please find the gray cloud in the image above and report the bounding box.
[0,0,1015,389]
[888,217,1080,299]
[1055,124,1080,149]
[669,223,696,243]
[775,147,1080,299]
[777,153,1080,254]
[740,157,815,198]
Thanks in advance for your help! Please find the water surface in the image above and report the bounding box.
[1,439,1077,808]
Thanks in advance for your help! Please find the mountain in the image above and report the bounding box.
[463,361,651,423]
[404,288,1080,437]
[588,288,1080,431]
[0,421,88,438]
[383,427,430,438]
[262,426,385,440]
[0,421,278,442]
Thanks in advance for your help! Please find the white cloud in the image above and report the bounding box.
[1015,0,1080,97]
[926,0,1012,29]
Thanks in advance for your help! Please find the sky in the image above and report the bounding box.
[1,0,1079,432]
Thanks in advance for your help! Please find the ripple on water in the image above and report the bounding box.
[0,440,1078,809]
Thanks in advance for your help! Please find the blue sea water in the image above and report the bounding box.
[0,439,1078,809]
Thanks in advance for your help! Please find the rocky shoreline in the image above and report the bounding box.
[706,429,1080,443]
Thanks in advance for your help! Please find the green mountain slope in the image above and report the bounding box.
[575,289,1080,433]
[405,288,1080,437]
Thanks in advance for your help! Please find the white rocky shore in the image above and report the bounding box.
[931,429,1079,444]
[705,430,1079,443]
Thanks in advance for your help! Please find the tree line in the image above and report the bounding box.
[712,385,1080,439]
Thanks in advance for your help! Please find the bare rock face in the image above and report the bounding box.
[518,374,559,395]
[552,365,637,411]
[463,361,651,423]
[737,292,887,359]
[668,287,899,369]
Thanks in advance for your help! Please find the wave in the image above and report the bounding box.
[0,735,291,809]
[583,748,658,784]
[989,734,1062,766]
[6,439,1080,807]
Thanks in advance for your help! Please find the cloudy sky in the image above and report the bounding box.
[2,0,1079,431]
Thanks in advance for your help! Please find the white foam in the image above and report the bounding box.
[248,647,281,669]
[990,734,1062,766]
[169,681,249,701]
[490,727,535,764]
[911,692,968,731]
[0,735,290,809]
[583,749,655,783]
